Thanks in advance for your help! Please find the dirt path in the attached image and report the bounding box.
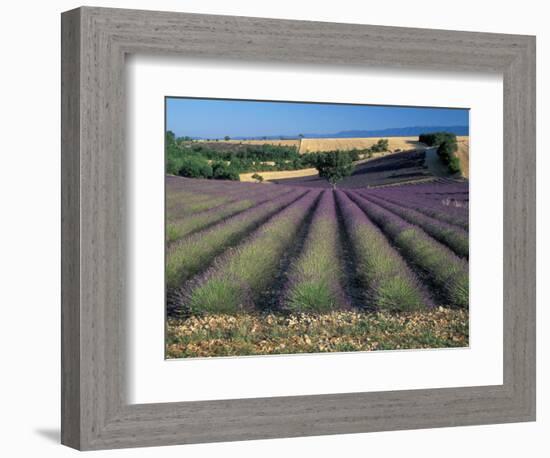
[424,147,450,177]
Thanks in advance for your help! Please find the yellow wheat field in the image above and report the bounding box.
[298,136,426,154]
[240,168,318,182]
[202,136,425,153]
[455,136,469,178]
[232,135,468,180]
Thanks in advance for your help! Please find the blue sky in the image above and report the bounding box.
[166,97,469,138]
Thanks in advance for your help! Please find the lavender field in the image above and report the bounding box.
[166,175,469,358]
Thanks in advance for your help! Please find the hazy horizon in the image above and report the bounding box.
[166,97,469,139]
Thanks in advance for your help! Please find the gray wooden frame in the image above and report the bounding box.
[61,6,536,451]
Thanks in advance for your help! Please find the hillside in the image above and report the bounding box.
[196,136,425,155]
[455,136,470,178]
[271,150,433,188]
[298,136,426,154]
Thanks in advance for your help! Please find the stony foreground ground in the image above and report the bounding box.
[167,308,468,358]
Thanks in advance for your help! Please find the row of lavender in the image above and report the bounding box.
[166,176,469,317]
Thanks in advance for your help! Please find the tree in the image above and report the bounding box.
[212,161,240,181]
[165,130,184,175]
[448,155,462,174]
[437,139,461,175]
[419,132,457,147]
[314,151,354,187]
[437,140,458,162]
[224,135,231,141]
[166,130,176,145]
[178,155,213,179]
[377,138,389,151]
[166,156,183,175]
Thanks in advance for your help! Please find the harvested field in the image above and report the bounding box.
[299,136,427,154]
[195,136,427,155]
[240,168,318,182]
[456,136,470,178]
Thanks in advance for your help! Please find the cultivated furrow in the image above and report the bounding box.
[184,191,321,315]
[368,192,469,230]
[346,191,469,308]
[281,190,349,313]
[166,189,307,291]
[336,191,430,311]
[357,191,469,258]
[167,189,296,243]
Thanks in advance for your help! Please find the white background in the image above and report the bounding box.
[0,0,546,457]
[129,57,503,403]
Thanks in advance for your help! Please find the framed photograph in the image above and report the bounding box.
[61,6,536,450]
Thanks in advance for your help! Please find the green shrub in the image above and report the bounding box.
[166,130,186,175]
[419,132,457,147]
[212,161,239,180]
[448,155,462,174]
[166,156,183,175]
[300,153,320,168]
[178,155,213,179]
[437,139,461,175]
[437,140,458,161]
[348,149,360,161]
[370,138,389,152]
[251,173,264,183]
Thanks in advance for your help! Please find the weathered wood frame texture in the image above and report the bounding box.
[61,6,536,451]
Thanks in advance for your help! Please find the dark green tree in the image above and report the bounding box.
[437,139,461,175]
[315,151,354,187]
[448,155,462,174]
[419,132,457,147]
[178,155,213,179]
[437,140,458,162]
[165,130,184,175]
[166,130,176,145]
[212,161,240,180]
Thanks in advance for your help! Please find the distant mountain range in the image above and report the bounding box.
[201,125,469,140]
[305,125,469,139]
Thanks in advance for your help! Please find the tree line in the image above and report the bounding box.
[166,132,389,182]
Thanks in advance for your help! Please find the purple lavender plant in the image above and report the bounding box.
[184,190,321,315]
[345,191,469,308]
[335,190,431,311]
